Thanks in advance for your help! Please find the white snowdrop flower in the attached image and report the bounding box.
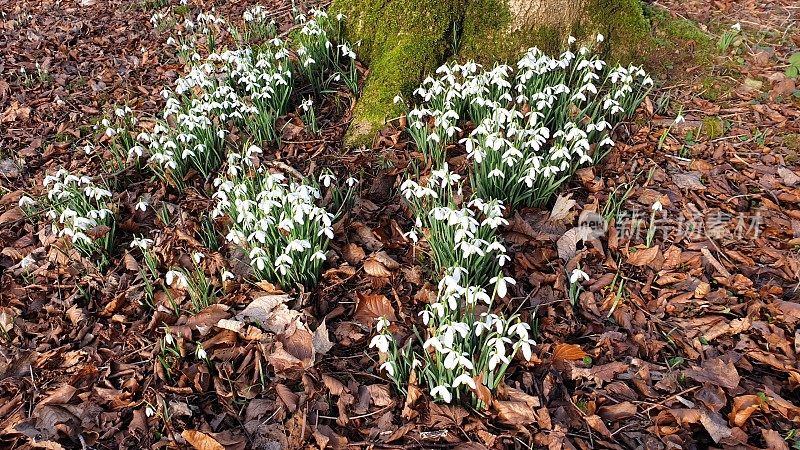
[192,252,204,264]
[18,196,35,207]
[568,36,577,45]
[376,316,391,332]
[286,239,311,253]
[652,200,663,211]
[83,143,95,155]
[163,329,174,345]
[570,269,590,284]
[444,351,475,371]
[165,270,188,288]
[145,406,156,417]
[221,270,235,281]
[518,337,536,361]
[596,34,604,43]
[497,253,511,267]
[431,385,452,403]
[419,309,433,325]
[195,344,207,360]
[130,237,153,250]
[380,361,395,377]
[423,336,445,353]
[319,172,335,188]
[674,114,685,125]
[311,251,327,262]
[489,274,516,298]
[345,177,358,187]
[105,127,117,137]
[20,254,36,269]
[487,168,505,179]
[135,199,148,211]
[731,23,741,31]
[166,36,176,46]
[488,352,510,371]
[452,373,476,389]
[369,333,391,353]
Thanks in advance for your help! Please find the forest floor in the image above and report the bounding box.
[1,0,800,449]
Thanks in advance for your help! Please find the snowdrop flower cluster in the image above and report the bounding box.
[219,44,294,144]
[140,38,292,189]
[400,37,652,207]
[401,164,509,287]
[196,11,226,51]
[238,5,276,41]
[294,9,358,95]
[165,251,221,313]
[42,169,115,265]
[100,106,139,170]
[210,146,336,289]
[127,7,358,191]
[371,268,534,406]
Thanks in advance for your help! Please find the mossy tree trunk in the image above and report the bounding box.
[331,0,651,147]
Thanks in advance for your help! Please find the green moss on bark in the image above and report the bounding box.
[332,0,465,147]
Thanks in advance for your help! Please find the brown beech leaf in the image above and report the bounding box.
[366,384,393,407]
[729,395,764,427]
[762,429,789,450]
[0,206,23,225]
[313,321,334,356]
[683,358,740,390]
[494,399,537,425]
[275,384,299,412]
[669,408,732,443]
[584,415,611,438]
[371,251,400,270]
[363,258,390,278]
[571,361,629,386]
[353,293,396,327]
[552,343,587,362]
[323,374,348,396]
[557,226,591,261]
[598,401,637,421]
[181,430,225,450]
[85,225,111,240]
[549,194,576,223]
[123,253,140,272]
[342,243,366,265]
[238,294,300,335]
[472,374,493,410]
[627,246,659,266]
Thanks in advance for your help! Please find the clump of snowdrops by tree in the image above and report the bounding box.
[133,7,359,191]
[397,35,653,208]
[294,10,359,96]
[370,36,654,406]
[211,144,357,291]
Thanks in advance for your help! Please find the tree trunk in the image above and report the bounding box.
[331,0,650,147]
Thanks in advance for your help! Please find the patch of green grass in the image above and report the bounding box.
[644,5,716,76]
[699,75,734,101]
[783,133,800,151]
[701,116,725,139]
[140,0,168,10]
